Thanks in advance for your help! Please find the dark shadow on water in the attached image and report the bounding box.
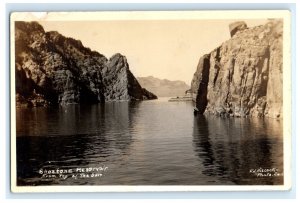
[16,102,140,186]
[192,116,217,175]
[192,115,283,185]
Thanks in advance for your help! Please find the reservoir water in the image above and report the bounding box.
[16,98,283,185]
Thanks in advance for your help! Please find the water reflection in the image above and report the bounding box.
[16,99,283,186]
[192,115,283,185]
[16,102,139,185]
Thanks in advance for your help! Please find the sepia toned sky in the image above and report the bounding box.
[39,19,267,85]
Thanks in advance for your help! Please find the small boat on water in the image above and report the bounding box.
[168,96,193,102]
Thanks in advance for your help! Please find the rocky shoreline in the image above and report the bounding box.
[15,20,283,119]
[15,21,157,108]
[191,20,283,118]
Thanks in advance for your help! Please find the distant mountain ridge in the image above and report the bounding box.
[137,76,190,97]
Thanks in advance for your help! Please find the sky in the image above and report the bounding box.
[39,19,267,85]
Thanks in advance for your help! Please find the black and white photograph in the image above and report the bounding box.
[10,11,291,192]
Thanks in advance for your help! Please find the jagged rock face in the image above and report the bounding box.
[137,76,190,97]
[15,21,157,107]
[191,20,283,118]
[102,54,157,101]
[191,54,211,114]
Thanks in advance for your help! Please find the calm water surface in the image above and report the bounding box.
[16,98,283,185]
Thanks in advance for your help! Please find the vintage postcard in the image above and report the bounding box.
[10,10,291,192]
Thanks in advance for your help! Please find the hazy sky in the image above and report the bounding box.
[39,19,267,85]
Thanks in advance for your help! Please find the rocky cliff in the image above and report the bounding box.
[191,20,283,118]
[15,21,157,107]
[137,76,190,97]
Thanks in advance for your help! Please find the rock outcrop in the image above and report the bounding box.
[15,21,157,107]
[102,54,157,101]
[229,21,248,37]
[137,76,190,97]
[191,20,283,118]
